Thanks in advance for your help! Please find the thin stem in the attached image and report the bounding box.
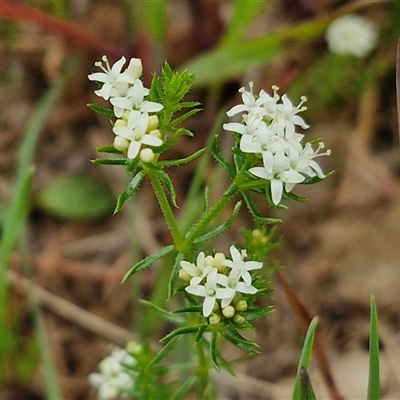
[195,341,210,400]
[145,167,184,250]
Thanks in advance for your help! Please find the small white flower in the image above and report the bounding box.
[180,252,214,286]
[222,245,262,287]
[89,348,136,400]
[110,79,163,118]
[88,56,128,101]
[249,150,305,205]
[325,14,378,58]
[112,110,163,159]
[185,269,234,317]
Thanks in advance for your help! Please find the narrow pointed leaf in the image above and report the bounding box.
[292,317,319,400]
[92,158,128,165]
[121,244,174,282]
[210,332,220,371]
[115,170,146,213]
[193,201,241,244]
[211,135,235,178]
[139,299,184,324]
[87,103,114,117]
[160,326,201,343]
[168,252,184,299]
[241,191,282,224]
[156,170,178,208]
[96,145,123,154]
[159,148,205,168]
[368,295,380,400]
[170,376,197,400]
[195,324,208,343]
[147,336,180,368]
[299,367,317,400]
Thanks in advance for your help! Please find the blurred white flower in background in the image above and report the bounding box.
[325,14,378,58]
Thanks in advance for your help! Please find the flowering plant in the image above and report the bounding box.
[87,55,330,399]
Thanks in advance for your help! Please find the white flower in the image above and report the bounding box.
[185,269,234,317]
[222,245,262,287]
[180,252,214,286]
[249,150,305,205]
[88,56,129,101]
[325,14,378,58]
[89,348,136,400]
[110,79,163,118]
[112,110,163,159]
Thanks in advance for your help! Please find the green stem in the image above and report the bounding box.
[145,167,184,250]
[195,340,210,400]
[184,181,238,248]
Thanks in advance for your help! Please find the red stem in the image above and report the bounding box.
[0,1,128,59]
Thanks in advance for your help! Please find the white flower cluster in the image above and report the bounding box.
[89,347,137,400]
[179,245,262,321]
[88,56,164,161]
[325,14,378,58]
[223,83,330,205]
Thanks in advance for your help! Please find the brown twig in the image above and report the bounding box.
[277,270,345,400]
[0,1,127,59]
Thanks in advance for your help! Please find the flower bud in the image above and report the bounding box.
[213,253,226,272]
[126,58,143,79]
[147,115,159,132]
[222,305,235,318]
[126,341,142,355]
[235,299,248,312]
[209,314,221,325]
[178,268,192,282]
[113,119,127,128]
[148,129,161,139]
[205,255,214,267]
[233,314,245,324]
[113,136,129,152]
[122,110,130,122]
[139,148,155,163]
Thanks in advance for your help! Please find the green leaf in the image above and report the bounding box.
[299,367,317,400]
[160,326,201,344]
[368,295,380,400]
[121,244,175,282]
[170,108,201,126]
[87,103,114,117]
[241,191,282,224]
[292,317,319,400]
[147,336,180,368]
[170,376,197,400]
[96,145,123,154]
[92,158,128,166]
[114,170,146,213]
[220,0,271,47]
[168,252,185,300]
[193,201,241,244]
[222,324,259,354]
[35,175,114,220]
[156,170,178,208]
[139,300,184,325]
[159,148,205,168]
[182,16,332,86]
[211,135,235,178]
[210,332,220,371]
[195,324,208,343]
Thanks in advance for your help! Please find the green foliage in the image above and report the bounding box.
[35,174,114,220]
[292,317,318,400]
[368,295,380,400]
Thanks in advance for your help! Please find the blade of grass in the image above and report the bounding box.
[292,317,318,400]
[368,294,380,400]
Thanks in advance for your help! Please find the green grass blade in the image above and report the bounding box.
[368,295,380,400]
[292,317,319,400]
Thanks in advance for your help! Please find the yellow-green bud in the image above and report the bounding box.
[209,314,221,325]
[127,58,143,79]
[148,129,161,139]
[233,314,245,324]
[213,252,226,273]
[222,305,235,318]
[126,341,142,355]
[235,299,248,312]
[139,148,155,163]
[147,115,159,132]
[178,268,192,282]
[122,110,130,122]
[113,136,129,152]
[205,255,214,267]
[114,119,127,128]
[212,301,220,312]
